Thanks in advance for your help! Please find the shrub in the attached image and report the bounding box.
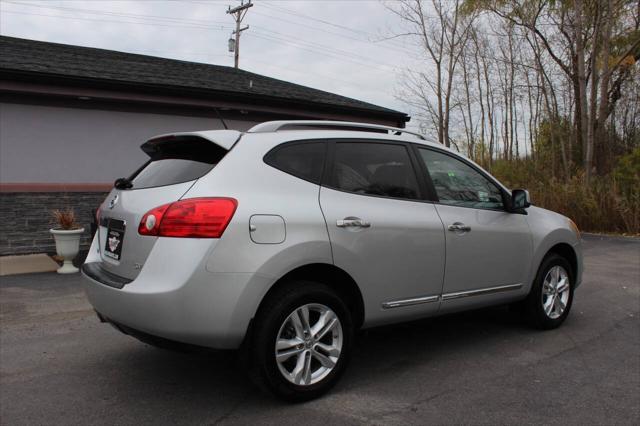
[51,208,80,230]
[491,159,639,235]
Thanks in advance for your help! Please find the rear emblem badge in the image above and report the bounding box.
[109,194,119,209]
[108,236,120,252]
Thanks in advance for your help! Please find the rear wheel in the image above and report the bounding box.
[249,281,353,401]
[523,254,574,329]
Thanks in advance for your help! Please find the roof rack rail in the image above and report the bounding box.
[247,120,426,141]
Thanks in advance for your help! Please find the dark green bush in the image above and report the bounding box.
[491,158,639,235]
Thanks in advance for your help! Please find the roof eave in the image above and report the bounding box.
[0,68,410,123]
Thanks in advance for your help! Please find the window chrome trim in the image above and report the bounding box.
[381,295,440,309]
[441,283,522,301]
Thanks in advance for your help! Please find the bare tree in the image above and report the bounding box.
[390,0,476,147]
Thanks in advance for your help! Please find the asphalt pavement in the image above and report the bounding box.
[1,234,638,425]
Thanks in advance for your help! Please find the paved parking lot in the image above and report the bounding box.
[1,235,639,425]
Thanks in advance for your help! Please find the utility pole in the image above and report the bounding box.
[227,0,253,69]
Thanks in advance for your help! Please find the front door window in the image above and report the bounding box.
[417,148,504,210]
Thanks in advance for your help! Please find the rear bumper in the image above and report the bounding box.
[95,311,223,353]
[81,235,272,349]
[82,262,132,289]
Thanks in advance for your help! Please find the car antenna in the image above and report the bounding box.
[214,108,229,130]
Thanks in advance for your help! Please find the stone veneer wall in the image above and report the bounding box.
[0,192,108,256]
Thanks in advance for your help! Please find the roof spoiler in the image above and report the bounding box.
[142,130,242,154]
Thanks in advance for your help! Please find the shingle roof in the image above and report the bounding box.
[0,36,407,121]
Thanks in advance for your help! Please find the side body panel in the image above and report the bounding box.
[436,204,534,313]
[83,234,274,348]
[319,186,446,327]
[525,206,583,289]
[183,133,333,338]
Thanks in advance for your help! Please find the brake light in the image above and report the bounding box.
[138,203,171,236]
[138,198,237,238]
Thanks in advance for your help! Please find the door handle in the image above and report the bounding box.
[448,222,471,232]
[337,218,371,228]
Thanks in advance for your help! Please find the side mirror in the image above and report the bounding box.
[511,189,531,211]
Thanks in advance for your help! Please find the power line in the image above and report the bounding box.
[0,9,234,31]
[2,1,402,72]
[2,0,411,78]
[187,0,411,52]
[251,10,415,56]
[3,1,230,26]
[2,5,396,96]
[241,56,400,113]
[260,1,412,50]
[245,32,399,75]
[261,1,376,38]
[251,27,396,69]
[242,56,391,94]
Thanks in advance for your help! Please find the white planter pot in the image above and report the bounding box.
[50,228,85,274]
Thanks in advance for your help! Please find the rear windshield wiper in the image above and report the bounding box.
[114,177,133,190]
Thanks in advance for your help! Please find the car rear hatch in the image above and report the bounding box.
[96,130,240,280]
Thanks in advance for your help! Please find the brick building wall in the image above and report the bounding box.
[0,192,107,255]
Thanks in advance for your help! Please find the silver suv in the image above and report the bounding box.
[82,120,583,401]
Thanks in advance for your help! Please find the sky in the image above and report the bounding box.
[0,0,423,127]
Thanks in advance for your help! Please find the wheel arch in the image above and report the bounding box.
[545,243,578,279]
[255,263,365,330]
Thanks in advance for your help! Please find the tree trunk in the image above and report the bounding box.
[596,0,614,174]
[472,32,486,163]
[587,1,601,179]
[461,54,475,157]
[574,0,591,182]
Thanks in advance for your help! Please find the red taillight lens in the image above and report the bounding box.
[138,203,171,236]
[138,198,237,238]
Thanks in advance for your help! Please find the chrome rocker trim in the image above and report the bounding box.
[381,295,440,309]
[381,283,523,309]
[441,283,523,301]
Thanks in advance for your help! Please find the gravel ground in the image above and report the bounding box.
[1,234,638,425]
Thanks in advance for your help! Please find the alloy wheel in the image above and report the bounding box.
[541,265,570,319]
[274,303,343,386]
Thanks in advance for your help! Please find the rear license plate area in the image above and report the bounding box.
[104,219,126,261]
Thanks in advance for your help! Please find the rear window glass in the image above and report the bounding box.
[264,142,326,184]
[129,136,227,189]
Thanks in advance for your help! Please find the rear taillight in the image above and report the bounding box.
[138,203,171,236]
[138,198,237,238]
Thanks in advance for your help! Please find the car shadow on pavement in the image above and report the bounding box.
[98,304,530,406]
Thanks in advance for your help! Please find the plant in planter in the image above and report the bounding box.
[50,208,85,274]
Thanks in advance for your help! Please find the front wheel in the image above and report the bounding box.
[523,254,574,329]
[249,281,353,401]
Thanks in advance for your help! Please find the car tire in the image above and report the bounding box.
[248,280,353,402]
[523,253,574,329]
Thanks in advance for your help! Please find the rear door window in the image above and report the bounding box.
[264,141,326,184]
[328,141,421,200]
[129,136,227,189]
